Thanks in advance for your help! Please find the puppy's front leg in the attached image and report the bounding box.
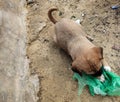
[98,59,111,82]
[98,74,105,82]
[75,19,93,42]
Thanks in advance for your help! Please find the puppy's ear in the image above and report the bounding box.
[93,47,103,59]
[99,47,103,59]
[99,47,103,58]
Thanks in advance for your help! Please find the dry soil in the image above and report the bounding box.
[27,0,120,102]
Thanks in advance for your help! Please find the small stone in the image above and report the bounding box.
[75,19,80,24]
[37,22,46,32]
[43,39,49,43]
[81,13,85,17]
[26,0,35,5]
[71,15,76,19]
[103,29,106,33]
[116,35,118,38]
[112,45,120,51]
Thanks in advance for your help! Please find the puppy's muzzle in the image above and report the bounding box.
[91,67,103,77]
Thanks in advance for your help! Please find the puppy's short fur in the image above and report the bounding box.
[48,8,107,76]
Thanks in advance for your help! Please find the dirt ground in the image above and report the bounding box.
[26,0,120,102]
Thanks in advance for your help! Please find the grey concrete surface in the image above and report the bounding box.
[0,0,39,102]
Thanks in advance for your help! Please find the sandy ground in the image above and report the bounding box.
[26,0,120,102]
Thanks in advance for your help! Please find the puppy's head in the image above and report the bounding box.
[72,47,103,76]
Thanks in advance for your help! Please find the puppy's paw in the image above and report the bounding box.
[99,74,105,82]
[104,66,111,72]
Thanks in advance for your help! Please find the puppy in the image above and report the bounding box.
[48,8,111,80]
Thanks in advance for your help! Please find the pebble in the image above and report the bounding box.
[75,19,81,24]
[81,13,85,17]
[111,5,120,10]
[112,45,120,51]
[26,0,35,5]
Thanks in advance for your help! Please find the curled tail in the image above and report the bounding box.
[48,8,58,24]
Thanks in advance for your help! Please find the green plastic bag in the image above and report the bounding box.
[73,66,120,96]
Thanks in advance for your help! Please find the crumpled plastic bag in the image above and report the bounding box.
[73,66,120,96]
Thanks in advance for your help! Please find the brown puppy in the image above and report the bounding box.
[48,8,105,76]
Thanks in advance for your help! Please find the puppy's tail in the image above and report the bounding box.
[48,8,58,24]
